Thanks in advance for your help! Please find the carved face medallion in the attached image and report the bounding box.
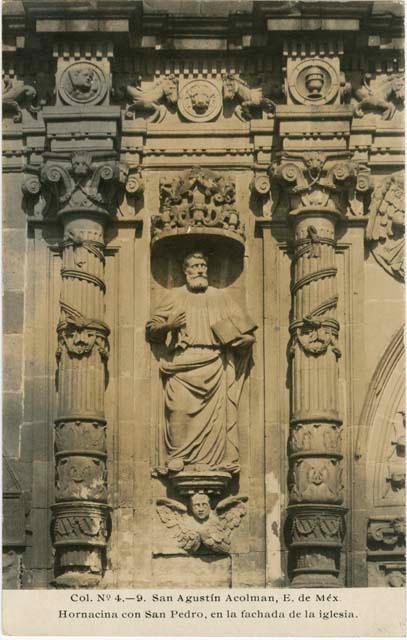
[59,62,107,106]
[178,79,222,122]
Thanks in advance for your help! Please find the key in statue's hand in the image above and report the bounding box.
[231,333,256,349]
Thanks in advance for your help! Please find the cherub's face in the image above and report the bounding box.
[72,156,90,176]
[191,494,210,521]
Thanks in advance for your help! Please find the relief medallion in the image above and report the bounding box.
[59,62,107,106]
[178,79,222,122]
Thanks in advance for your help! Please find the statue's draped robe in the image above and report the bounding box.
[146,286,253,472]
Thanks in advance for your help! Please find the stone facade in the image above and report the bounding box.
[2,0,405,589]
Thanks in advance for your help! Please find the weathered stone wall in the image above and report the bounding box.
[2,0,405,589]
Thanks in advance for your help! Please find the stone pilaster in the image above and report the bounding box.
[273,152,364,587]
[53,210,109,588]
[23,151,129,587]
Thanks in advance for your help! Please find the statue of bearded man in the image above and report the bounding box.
[146,251,256,475]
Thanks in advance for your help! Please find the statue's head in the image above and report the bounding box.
[190,493,211,522]
[390,74,404,102]
[222,73,236,100]
[71,67,94,92]
[161,74,178,105]
[183,251,208,292]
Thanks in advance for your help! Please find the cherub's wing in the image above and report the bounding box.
[366,173,404,242]
[216,495,248,530]
[200,496,248,554]
[200,521,231,554]
[156,498,201,552]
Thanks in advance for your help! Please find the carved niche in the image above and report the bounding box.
[148,167,255,558]
[366,171,405,282]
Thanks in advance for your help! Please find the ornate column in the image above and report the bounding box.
[273,152,364,587]
[25,151,127,587]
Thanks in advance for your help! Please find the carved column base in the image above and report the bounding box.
[286,504,347,588]
[51,502,111,589]
[169,471,232,497]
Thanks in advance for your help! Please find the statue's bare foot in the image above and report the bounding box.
[167,458,184,472]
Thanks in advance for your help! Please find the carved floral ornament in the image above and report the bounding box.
[152,167,244,244]
[52,502,110,547]
[288,506,346,558]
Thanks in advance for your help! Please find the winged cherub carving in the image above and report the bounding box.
[156,493,248,554]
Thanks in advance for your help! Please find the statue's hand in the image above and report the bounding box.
[167,311,186,330]
[231,333,255,349]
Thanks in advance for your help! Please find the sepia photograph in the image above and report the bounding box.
[2,0,405,635]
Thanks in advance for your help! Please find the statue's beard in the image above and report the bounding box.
[186,275,208,292]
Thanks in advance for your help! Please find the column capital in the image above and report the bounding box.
[22,152,143,221]
[251,151,372,220]
[270,151,372,217]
